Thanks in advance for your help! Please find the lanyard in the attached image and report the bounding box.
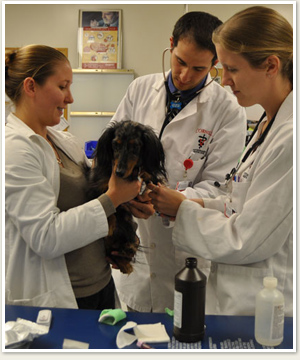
[159,81,201,139]
[159,73,208,140]
[215,111,277,187]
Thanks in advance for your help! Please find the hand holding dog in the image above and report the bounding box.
[127,190,156,219]
[106,171,141,208]
[148,183,186,217]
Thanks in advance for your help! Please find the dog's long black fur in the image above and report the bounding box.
[86,120,167,274]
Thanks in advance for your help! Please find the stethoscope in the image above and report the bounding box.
[162,47,219,99]
[214,111,277,188]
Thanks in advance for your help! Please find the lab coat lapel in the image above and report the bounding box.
[6,113,36,137]
[47,127,88,165]
[151,76,168,133]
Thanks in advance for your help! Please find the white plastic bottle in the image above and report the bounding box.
[255,276,284,346]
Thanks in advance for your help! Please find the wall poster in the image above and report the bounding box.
[78,10,122,69]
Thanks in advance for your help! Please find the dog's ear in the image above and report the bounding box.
[94,125,116,170]
[141,129,167,182]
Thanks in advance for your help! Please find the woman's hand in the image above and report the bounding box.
[119,190,155,219]
[125,189,155,219]
[106,172,141,208]
[147,183,186,217]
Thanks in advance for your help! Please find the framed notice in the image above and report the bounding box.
[78,10,122,69]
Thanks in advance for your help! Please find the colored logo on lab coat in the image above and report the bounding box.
[198,134,208,149]
[192,129,212,158]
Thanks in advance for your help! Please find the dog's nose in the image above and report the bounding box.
[115,168,125,178]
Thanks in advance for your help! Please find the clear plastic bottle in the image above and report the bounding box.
[255,276,284,346]
[173,257,207,342]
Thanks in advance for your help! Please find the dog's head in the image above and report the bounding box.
[93,120,167,183]
[112,120,145,179]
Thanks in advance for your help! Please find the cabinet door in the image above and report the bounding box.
[70,71,134,112]
[69,70,134,143]
[69,115,113,143]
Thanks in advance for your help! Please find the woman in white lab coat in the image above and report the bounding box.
[5,45,141,309]
[149,6,293,316]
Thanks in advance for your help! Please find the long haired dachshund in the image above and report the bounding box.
[86,120,167,274]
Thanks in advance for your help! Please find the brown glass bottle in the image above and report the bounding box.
[173,257,207,342]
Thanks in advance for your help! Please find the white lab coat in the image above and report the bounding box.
[173,91,293,316]
[5,113,109,308]
[111,72,247,312]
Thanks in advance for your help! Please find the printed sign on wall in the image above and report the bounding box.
[78,10,122,69]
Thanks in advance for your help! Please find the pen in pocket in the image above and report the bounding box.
[234,175,240,182]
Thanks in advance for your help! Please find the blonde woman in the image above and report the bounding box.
[149,6,293,316]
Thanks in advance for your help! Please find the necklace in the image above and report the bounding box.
[46,136,63,166]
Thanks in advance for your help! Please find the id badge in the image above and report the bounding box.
[176,180,192,192]
[224,200,236,218]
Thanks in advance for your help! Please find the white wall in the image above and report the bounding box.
[5,2,293,77]
[4,2,293,121]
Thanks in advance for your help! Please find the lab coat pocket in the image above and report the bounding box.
[173,155,206,189]
[214,263,271,315]
[185,157,206,184]
[6,290,57,308]
[231,180,251,214]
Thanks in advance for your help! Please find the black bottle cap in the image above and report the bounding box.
[185,257,197,268]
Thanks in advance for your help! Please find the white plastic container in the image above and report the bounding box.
[255,276,284,346]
